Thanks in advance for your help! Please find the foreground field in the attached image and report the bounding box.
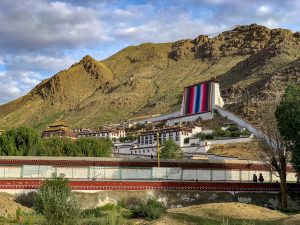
[152,203,300,225]
[0,193,300,225]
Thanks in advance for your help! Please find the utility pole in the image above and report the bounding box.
[157,132,160,167]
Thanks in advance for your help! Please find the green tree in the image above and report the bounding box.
[0,126,42,156]
[35,175,80,225]
[160,140,184,159]
[275,83,300,178]
[76,137,112,157]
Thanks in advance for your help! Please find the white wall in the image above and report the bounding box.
[215,106,262,138]
[207,136,253,145]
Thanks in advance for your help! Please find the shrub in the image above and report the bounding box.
[101,208,123,225]
[196,133,207,140]
[230,130,241,137]
[15,191,37,208]
[35,175,80,225]
[241,129,251,136]
[81,207,103,218]
[205,133,215,140]
[227,124,239,132]
[15,207,23,223]
[132,199,166,220]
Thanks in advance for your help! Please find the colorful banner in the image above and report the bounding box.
[181,81,214,115]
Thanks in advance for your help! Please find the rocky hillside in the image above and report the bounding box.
[0,24,299,129]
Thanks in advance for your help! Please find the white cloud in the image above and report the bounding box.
[0,0,109,53]
[0,70,43,104]
[257,5,272,15]
[4,55,76,72]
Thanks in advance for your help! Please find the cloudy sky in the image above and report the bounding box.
[0,0,299,104]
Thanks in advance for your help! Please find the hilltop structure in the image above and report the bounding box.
[129,80,224,126]
[42,122,77,139]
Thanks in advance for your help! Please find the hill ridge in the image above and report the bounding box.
[0,24,299,129]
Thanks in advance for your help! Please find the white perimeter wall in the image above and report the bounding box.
[0,165,297,182]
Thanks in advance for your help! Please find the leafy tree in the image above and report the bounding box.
[160,140,184,159]
[0,126,42,156]
[275,83,300,177]
[76,137,112,157]
[35,175,80,225]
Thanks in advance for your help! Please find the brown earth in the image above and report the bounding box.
[0,193,31,217]
[0,24,300,129]
[207,140,262,160]
[168,202,286,220]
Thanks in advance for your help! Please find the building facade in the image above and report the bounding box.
[42,122,77,139]
[75,128,126,140]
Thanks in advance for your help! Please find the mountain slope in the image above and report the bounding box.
[0,24,299,129]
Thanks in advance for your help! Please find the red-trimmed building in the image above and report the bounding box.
[42,122,77,139]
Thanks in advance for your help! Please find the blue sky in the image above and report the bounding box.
[0,0,299,104]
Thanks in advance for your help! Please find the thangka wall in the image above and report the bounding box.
[181,81,219,116]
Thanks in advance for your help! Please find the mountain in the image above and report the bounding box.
[0,24,299,129]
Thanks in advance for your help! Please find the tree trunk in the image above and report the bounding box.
[279,165,288,211]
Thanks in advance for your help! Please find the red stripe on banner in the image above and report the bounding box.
[200,83,208,112]
[188,86,196,114]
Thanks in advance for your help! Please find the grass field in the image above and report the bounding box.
[1,202,300,225]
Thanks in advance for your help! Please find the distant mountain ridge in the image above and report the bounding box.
[0,24,299,129]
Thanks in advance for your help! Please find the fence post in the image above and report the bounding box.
[20,166,23,178]
[119,168,122,180]
[181,168,183,181]
[87,167,91,180]
[150,167,154,180]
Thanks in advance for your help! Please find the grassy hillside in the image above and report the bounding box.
[0,24,299,129]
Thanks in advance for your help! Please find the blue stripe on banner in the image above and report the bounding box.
[195,85,201,113]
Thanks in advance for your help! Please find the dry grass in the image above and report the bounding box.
[207,140,262,160]
[169,202,286,220]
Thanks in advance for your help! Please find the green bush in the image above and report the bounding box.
[230,130,241,137]
[81,207,103,218]
[227,124,239,132]
[205,133,215,140]
[241,129,251,136]
[35,175,80,225]
[101,208,124,225]
[132,199,166,220]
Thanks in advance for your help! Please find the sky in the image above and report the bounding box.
[0,0,299,104]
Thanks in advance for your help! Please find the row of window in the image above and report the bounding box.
[132,149,151,154]
[140,135,179,145]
